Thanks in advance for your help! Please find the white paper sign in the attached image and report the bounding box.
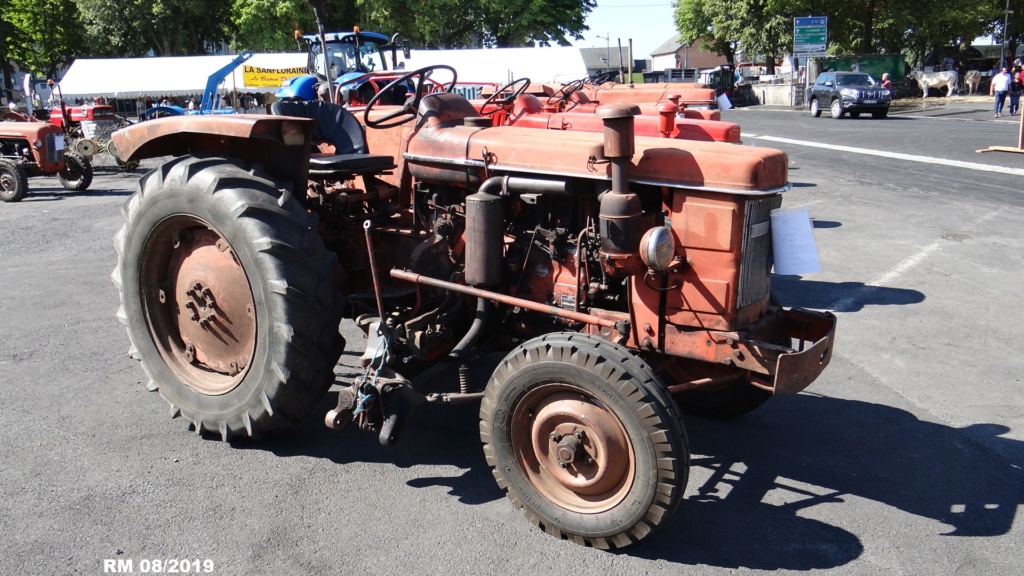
[54,135,65,151]
[717,93,733,111]
[771,206,821,274]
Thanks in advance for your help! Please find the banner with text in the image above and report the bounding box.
[242,65,307,88]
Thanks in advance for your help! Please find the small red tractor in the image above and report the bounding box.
[110,65,835,548]
[0,110,92,202]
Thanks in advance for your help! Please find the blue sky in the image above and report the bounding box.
[576,2,679,58]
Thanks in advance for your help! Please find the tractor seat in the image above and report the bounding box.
[270,100,396,176]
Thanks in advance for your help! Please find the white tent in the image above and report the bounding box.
[403,47,588,85]
[56,47,587,99]
[57,53,307,98]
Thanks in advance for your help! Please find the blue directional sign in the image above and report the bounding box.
[794,16,828,58]
[794,17,827,27]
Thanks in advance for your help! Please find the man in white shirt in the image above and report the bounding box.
[991,67,1012,117]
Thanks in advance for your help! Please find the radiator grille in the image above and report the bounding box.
[737,194,782,308]
[45,133,64,163]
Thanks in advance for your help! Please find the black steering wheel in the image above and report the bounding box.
[479,78,531,115]
[363,65,458,129]
[546,78,586,107]
[586,71,618,85]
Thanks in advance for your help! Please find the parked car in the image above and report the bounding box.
[809,71,891,119]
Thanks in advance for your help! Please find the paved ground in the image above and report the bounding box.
[1,106,1022,575]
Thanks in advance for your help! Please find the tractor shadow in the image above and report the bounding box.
[772,275,925,311]
[22,187,133,201]
[233,371,1023,569]
[627,394,1024,568]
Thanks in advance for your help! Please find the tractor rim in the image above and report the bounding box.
[511,383,634,513]
[0,169,15,193]
[61,158,83,181]
[140,215,256,396]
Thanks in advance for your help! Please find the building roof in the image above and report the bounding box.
[652,35,684,57]
[579,47,638,71]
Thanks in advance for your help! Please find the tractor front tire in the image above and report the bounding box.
[480,333,688,549]
[0,159,29,202]
[59,151,93,191]
[112,155,345,440]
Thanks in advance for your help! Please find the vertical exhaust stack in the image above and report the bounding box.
[595,104,653,276]
[464,177,505,287]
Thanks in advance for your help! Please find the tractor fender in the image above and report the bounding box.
[110,114,314,191]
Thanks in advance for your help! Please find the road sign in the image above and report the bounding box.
[794,34,826,44]
[794,16,828,57]
[794,17,826,27]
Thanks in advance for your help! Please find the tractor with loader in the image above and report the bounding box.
[110,65,835,548]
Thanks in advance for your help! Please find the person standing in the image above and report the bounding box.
[1010,68,1023,116]
[991,66,1012,118]
[880,72,892,90]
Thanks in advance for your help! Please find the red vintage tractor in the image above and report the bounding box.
[476,78,740,143]
[0,110,92,202]
[110,65,835,548]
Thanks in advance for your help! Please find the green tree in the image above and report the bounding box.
[356,0,595,48]
[2,0,84,78]
[675,0,737,65]
[231,0,319,52]
[75,0,234,56]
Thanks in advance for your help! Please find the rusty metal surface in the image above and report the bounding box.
[510,384,635,513]
[141,216,255,396]
[111,114,307,160]
[112,114,314,193]
[771,309,837,395]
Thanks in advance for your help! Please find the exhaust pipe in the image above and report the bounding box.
[595,104,652,276]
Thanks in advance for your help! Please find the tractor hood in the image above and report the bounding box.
[406,124,786,193]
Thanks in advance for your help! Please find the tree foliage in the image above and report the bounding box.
[356,0,596,48]
[2,0,85,76]
[75,0,234,56]
[673,0,1005,69]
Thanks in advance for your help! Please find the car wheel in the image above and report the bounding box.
[849,112,861,119]
[810,98,821,117]
[830,99,844,119]
[872,109,888,119]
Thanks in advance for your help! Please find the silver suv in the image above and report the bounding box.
[808,71,891,119]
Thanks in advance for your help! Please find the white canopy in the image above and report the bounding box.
[56,48,588,99]
[403,47,588,85]
[58,53,307,98]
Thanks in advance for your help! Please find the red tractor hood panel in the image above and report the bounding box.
[407,126,786,192]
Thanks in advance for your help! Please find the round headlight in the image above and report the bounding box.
[639,226,675,271]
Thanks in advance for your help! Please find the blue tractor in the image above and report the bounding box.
[276,28,408,104]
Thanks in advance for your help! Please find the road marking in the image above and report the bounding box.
[827,210,1001,312]
[746,134,1024,177]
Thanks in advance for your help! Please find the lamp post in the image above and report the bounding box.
[1001,0,1014,68]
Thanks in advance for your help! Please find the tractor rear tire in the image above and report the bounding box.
[112,155,345,440]
[0,159,29,202]
[59,151,93,191]
[480,332,688,549]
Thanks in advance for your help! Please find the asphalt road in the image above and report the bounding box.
[1,105,1022,576]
